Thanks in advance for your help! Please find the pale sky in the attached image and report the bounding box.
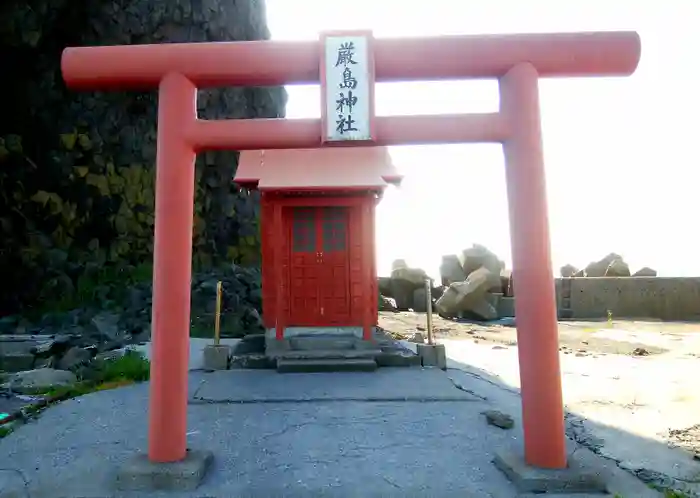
[265,0,699,278]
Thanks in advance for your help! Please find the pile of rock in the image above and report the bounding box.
[560,253,657,278]
[0,264,264,374]
[378,260,435,313]
[435,244,512,321]
[2,366,80,393]
[2,332,117,374]
[376,245,513,322]
[190,265,264,336]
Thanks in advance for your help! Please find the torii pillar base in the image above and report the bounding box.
[115,449,214,492]
[493,449,607,494]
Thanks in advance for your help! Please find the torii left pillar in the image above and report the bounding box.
[116,73,214,491]
[61,30,640,493]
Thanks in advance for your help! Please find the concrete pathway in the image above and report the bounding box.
[400,337,700,496]
[190,368,474,403]
[0,368,657,497]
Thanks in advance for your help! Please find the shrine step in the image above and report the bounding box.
[274,349,381,360]
[276,358,378,373]
[288,336,358,351]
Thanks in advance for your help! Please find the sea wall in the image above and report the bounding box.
[556,277,700,321]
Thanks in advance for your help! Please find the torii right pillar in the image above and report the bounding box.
[502,62,567,466]
[495,63,611,493]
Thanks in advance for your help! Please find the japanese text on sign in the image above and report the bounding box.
[322,35,373,142]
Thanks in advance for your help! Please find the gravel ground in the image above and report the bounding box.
[380,311,700,356]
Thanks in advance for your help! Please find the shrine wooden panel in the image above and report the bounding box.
[286,205,352,326]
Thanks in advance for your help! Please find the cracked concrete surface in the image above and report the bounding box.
[401,333,700,497]
[0,368,658,497]
[189,368,478,404]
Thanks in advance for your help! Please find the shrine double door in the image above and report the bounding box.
[287,206,351,326]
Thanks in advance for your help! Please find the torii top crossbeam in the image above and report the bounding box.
[61,32,640,152]
[63,31,640,89]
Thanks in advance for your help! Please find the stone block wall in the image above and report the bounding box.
[555,277,700,321]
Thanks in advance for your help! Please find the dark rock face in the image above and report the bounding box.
[0,0,286,314]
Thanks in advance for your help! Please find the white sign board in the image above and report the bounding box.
[322,35,373,142]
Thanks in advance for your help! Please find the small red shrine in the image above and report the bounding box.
[235,146,402,342]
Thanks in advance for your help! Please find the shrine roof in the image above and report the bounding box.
[234,146,402,191]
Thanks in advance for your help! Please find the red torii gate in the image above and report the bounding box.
[62,31,640,475]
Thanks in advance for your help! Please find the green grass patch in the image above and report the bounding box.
[93,349,150,383]
[660,489,692,498]
[4,351,151,427]
[614,487,692,497]
[1,351,151,439]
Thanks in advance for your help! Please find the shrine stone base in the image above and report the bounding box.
[493,449,607,494]
[115,449,213,492]
[202,344,231,370]
[416,343,447,370]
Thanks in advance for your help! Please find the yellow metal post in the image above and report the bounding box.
[214,281,222,345]
[425,277,435,345]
